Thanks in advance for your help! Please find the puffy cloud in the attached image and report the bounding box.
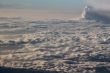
[86,0,110,10]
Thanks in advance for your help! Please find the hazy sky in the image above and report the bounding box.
[0,0,85,10]
[0,0,86,20]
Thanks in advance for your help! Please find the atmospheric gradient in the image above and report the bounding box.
[0,0,85,20]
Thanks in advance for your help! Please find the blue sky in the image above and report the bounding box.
[0,0,109,20]
[0,0,85,10]
[0,0,86,20]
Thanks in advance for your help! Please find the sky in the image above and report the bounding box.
[0,0,109,20]
[0,0,86,20]
[0,0,85,10]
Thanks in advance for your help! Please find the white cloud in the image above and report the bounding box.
[86,0,110,10]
